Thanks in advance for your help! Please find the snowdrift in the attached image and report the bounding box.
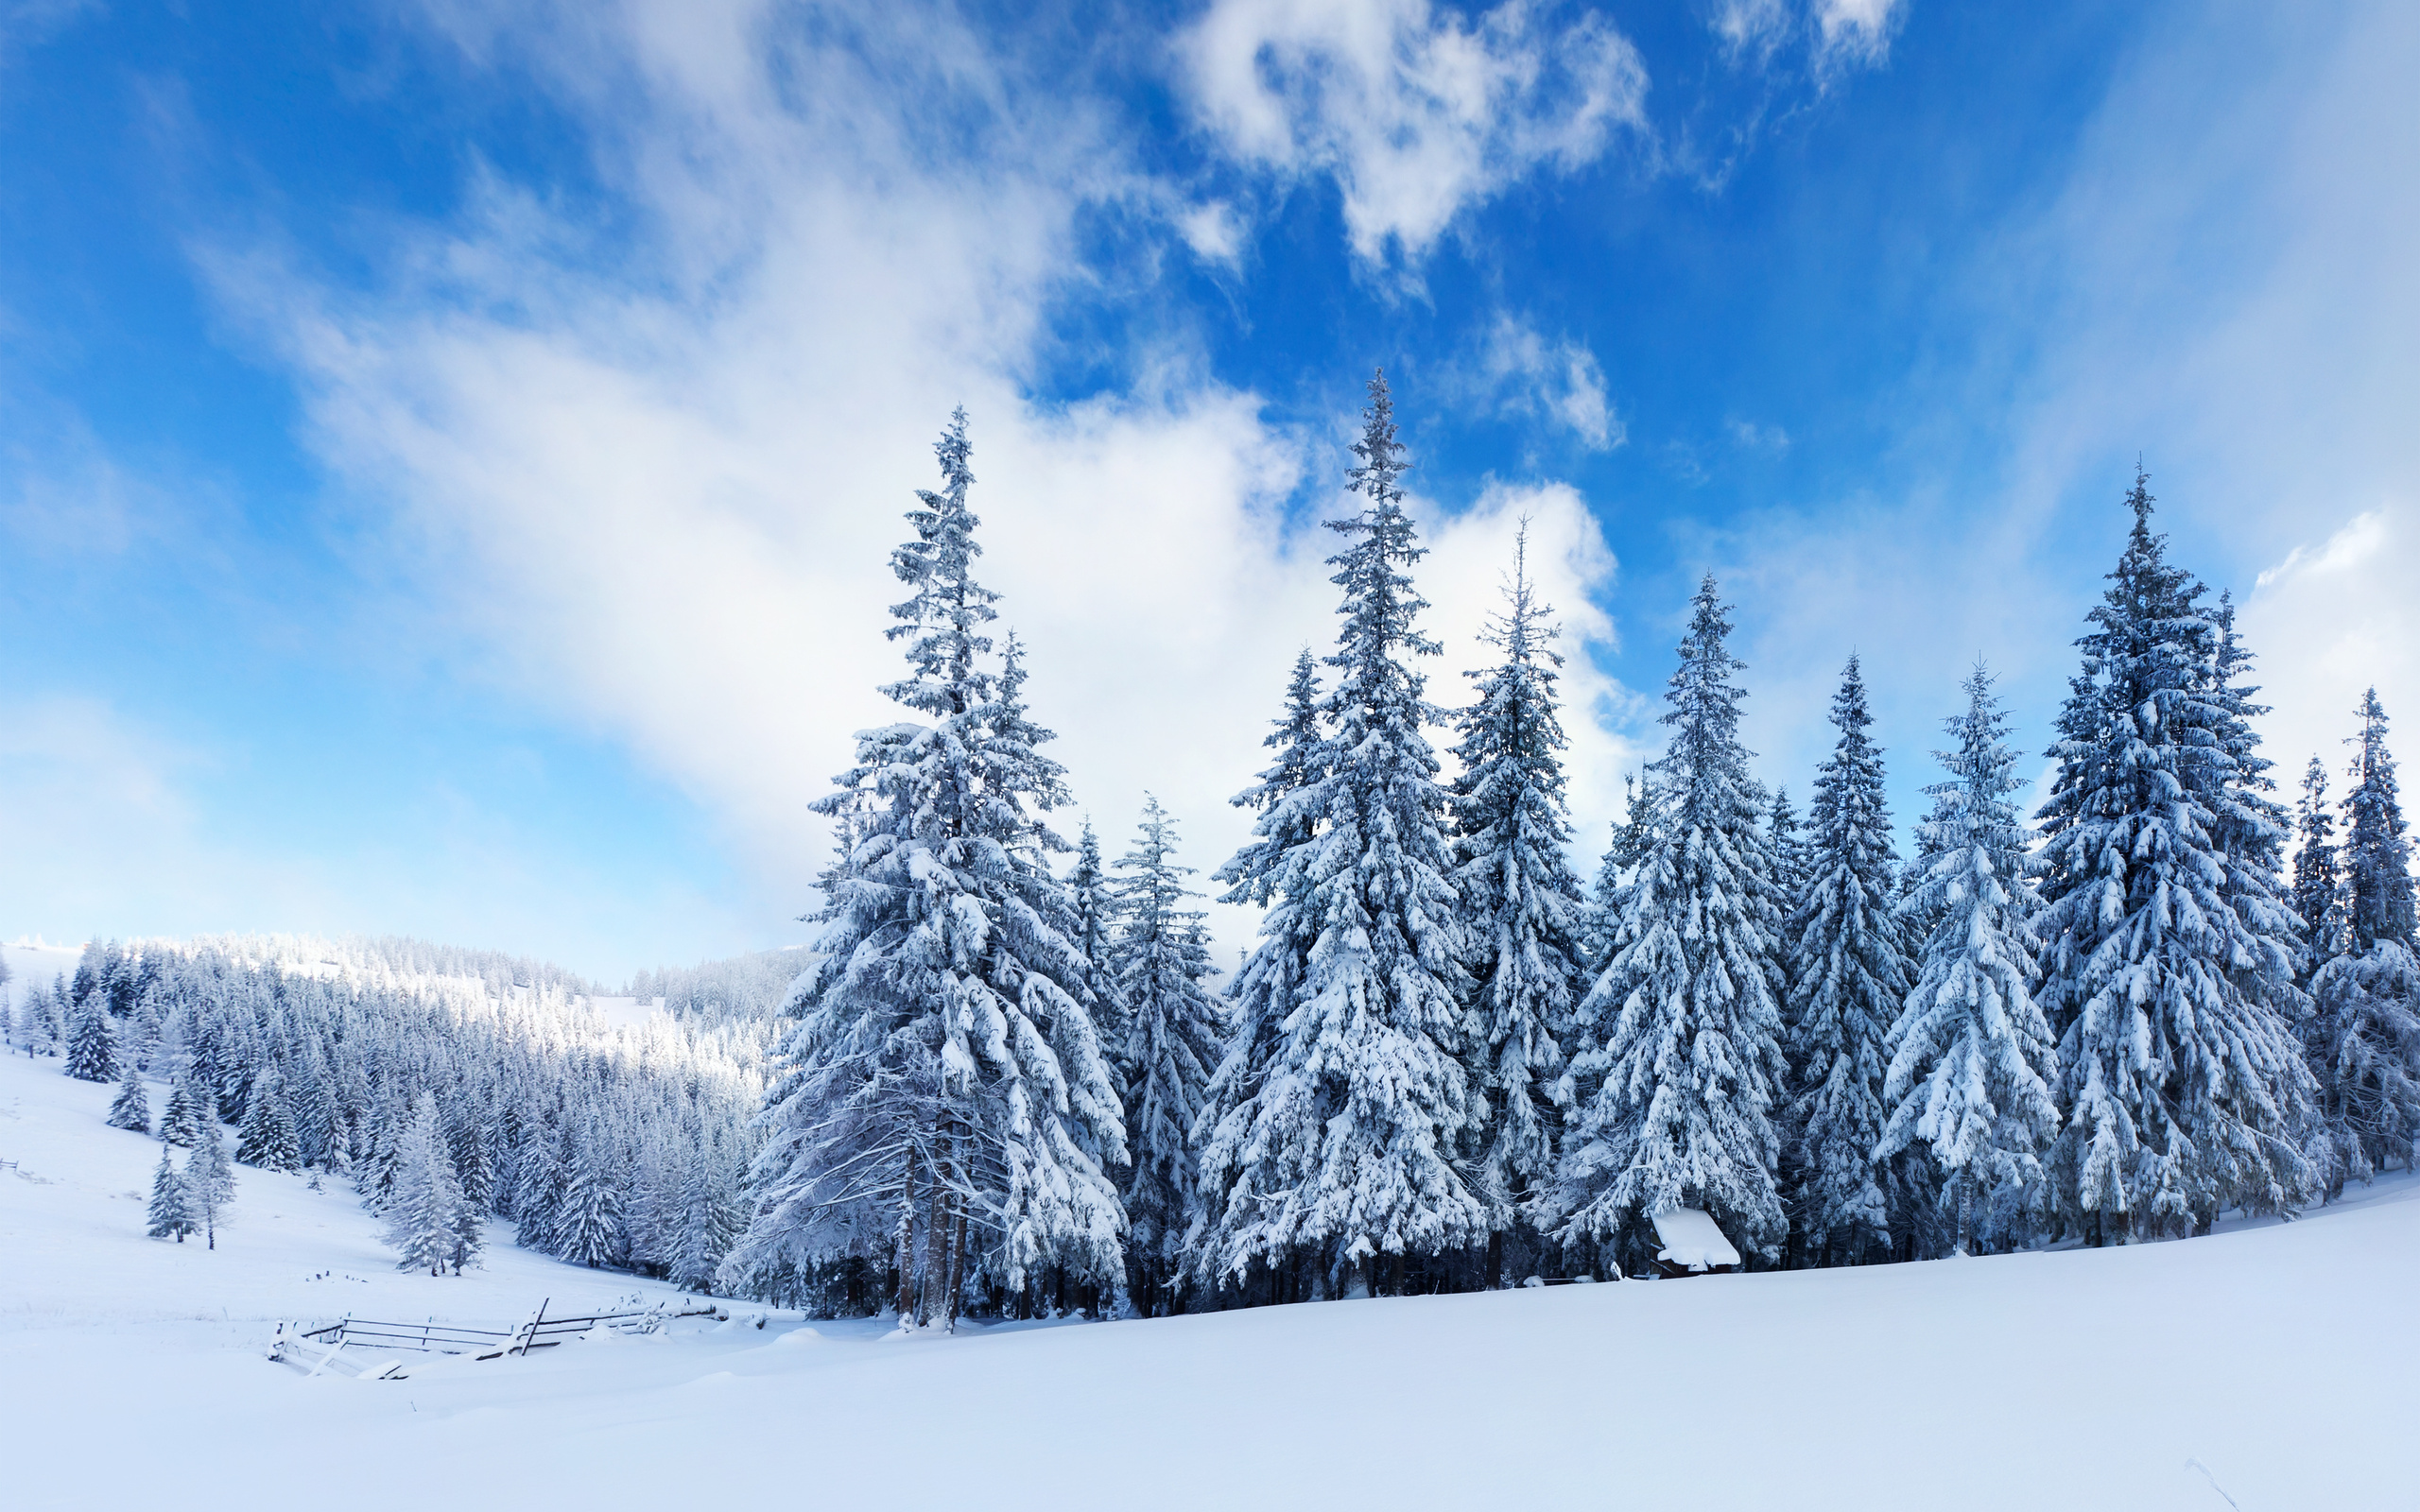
[3,1049,2412,1511]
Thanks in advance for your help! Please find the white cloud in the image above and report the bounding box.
[1712,0,1904,77]
[2239,508,2416,783]
[1813,0,1903,69]
[1469,313,1622,449]
[1178,199,1248,266]
[1178,0,1648,264]
[209,0,1637,963]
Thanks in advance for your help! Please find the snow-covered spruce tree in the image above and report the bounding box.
[1768,786,1809,918]
[2036,473,2314,1240]
[1110,796,1227,1315]
[182,1126,236,1250]
[147,1147,195,1241]
[511,1129,565,1254]
[108,1063,152,1134]
[158,1070,205,1147]
[1783,655,1918,1266]
[2305,690,2420,1190]
[1446,531,1582,1285]
[1216,647,1327,911]
[557,1127,626,1269]
[1549,575,1789,1270]
[1582,773,1657,974]
[235,1069,303,1173]
[383,1092,472,1275]
[2291,756,2345,979]
[1876,663,2060,1256]
[64,988,117,1083]
[722,410,1125,1329]
[669,1143,740,1293]
[1193,371,1485,1299]
[1068,818,1130,1084]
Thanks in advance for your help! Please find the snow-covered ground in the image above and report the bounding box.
[4,938,81,1011]
[4,1046,2412,1511]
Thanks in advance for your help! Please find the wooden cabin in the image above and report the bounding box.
[1651,1207,1742,1278]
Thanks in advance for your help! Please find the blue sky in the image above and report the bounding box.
[3,0,2413,981]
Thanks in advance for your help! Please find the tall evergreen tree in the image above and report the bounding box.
[1784,655,1917,1266]
[158,1070,205,1148]
[1582,773,1657,973]
[383,1092,474,1275]
[723,410,1126,1329]
[147,1147,195,1242]
[1550,575,1789,1267]
[108,1064,152,1134]
[64,989,117,1083]
[235,1069,303,1173]
[2291,756,2346,979]
[1111,796,1227,1314]
[1446,531,1582,1284]
[1877,664,2060,1255]
[1067,818,1130,1082]
[1768,786,1809,913]
[1214,648,1326,909]
[556,1129,626,1269]
[2305,691,2420,1189]
[2035,472,2314,1240]
[182,1127,236,1250]
[669,1143,740,1293]
[1193,370,1485,1297]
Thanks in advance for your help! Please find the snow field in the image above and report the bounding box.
[4,1047,2414,1511]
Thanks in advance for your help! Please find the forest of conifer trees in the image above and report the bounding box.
[11,371,2413,1327]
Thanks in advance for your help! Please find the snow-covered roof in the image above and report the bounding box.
[1652,1208,1742,1271]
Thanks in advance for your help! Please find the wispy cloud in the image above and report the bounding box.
[1464,313,1622,449]
[1177,0,1649,266]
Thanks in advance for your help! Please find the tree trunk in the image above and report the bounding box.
[1487,1229,1504,1291]
[893,1156,919,1320]
[1953,1171,1974,1257]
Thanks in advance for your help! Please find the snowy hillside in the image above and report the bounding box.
[4,1049,2413,1512]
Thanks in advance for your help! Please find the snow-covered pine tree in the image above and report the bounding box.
[1213,648,1326,911]
[556,1127,626,1269]
[10,982,58,1056]
[1446,530,1582,1285]
[182,1126,236,1250]
[1783,655,1917,1266]
[1068,818,1130,1084]
[1768,786,1809,917]
[2036,472,2315,1240]
[147,1147,195,1241]
[1877,663,2061,1256]
[383,1091,473,1275]
[2291,756,2345,980]
[1194,370,1484,1299]
[1582,773,1657,975]
[2305,690,2420,1191]
[1110,796,1227,1314]
[447,1102,496,1214]
[723,410,1126,1329]
[512,1127,565,1254]
[1549,575,1790,1269]
[158,1070,205,1147]
[669,1143,739,1294]
[234,1069,303,1172]
[108,1063,152,1134]
[64,988,116,1083]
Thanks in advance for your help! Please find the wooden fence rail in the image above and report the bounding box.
[271,1297,721,1377]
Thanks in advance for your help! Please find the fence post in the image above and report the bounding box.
[514,1297,548,1357]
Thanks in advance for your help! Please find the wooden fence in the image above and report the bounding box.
[269,1297,720,1379]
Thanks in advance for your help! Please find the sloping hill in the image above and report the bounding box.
[2,1048,2411,1511]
